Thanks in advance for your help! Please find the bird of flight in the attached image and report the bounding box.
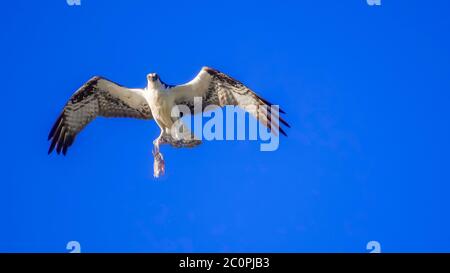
[48,67,290,177]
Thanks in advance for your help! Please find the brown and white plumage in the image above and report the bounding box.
[171,67,290,136]
[48,77,152,155]
[48,67,289,177]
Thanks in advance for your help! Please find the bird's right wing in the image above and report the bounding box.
[48,76,152,155]
[171,67,290,136]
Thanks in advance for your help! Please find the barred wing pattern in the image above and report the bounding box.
[48,76,152,155]
[172,67,290,136]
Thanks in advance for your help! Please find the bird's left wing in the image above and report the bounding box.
[170,67,290,136]
[48,76,152,155]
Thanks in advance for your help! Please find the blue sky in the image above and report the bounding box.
[1,0,450,252]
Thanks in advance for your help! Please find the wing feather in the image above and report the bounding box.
[171,67,290,136]
[48,76,152,155]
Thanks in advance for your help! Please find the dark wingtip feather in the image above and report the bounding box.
[264,110,289,137]
[62,144,68,156]
[48,112,75,156]
[48,121,64,155]
[279,117,291,128]
[48,142,56,155]
[256,95,287,115]
[55,128,67,155]
[271,105,286,115]
[61,132,73,156]
[56,144,61,155]
[263,106,290,136]
[64,134,74,155]
[48,113,63,140]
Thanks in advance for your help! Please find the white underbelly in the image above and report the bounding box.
[149,94,174,131]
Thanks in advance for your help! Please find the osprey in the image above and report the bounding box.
[48,67,290,177]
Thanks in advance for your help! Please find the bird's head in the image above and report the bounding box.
[147,73,160,84]
[147,72,173,90]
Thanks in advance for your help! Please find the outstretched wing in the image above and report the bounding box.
[171,67,290,136]
[48,76,152,155]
